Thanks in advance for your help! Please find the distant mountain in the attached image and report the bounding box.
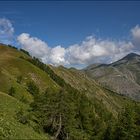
[84,53,140,100]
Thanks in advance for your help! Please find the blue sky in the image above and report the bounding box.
[0,1,140,68]
[1,1,140,46]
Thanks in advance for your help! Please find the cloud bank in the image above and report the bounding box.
[0,18,14,44]
[1,18,140,68]
[17,26,140,68]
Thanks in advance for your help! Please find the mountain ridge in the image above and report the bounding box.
[84,52,140,100]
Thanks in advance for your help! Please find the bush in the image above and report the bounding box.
[20,49,30,56]
[8,86,16,96]
[27,81,39,95]
[8,45,17,50]
[16,108,28,124]
[20,96,28,103]
[17,76,23,84]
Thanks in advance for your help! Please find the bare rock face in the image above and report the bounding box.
[84,53,140,101]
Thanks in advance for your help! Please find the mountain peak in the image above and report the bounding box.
[124,53,140,59]
[110,52,140,67]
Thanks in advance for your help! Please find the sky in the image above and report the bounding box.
[0,1,140,68]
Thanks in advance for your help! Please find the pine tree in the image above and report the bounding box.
[115,105,137,140]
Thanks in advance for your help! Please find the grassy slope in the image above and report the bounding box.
[0,91,48,139]
[0,45,60,139]
[50,66,137,116]
[0,45,59,102]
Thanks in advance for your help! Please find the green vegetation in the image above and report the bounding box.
[31,89,110,140]
[8,44,18,50]
[27,81,39,95]
[8,86,16,96]
[27,57,66,87]
[27,56,140,140]
[104,105,140,140]
[0,44,58,139]
[16,108,29,124]
[17,75,23,84]
[0,92,48,139]
[0,44,140,140]
[20,48,31,56]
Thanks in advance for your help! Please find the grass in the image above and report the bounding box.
[0,45,59,103]
[0,92,49,139]
[0,45,58,139]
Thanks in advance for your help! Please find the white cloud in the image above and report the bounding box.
[66,37,134,65]
[17,33,67,65]
[49,46,66,65]
[17,33,135,67]
[17,33,49,58]
[0,18,14,44]
[17,25,140,68]
[131,25,140,47]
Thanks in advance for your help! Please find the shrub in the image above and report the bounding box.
[20,96,28,103]
[17,75,23,84]
[8,45,17,50]
[20,49,30,56]
[27,81,39,95]
[8,86,16,96]
[16,108,28,124]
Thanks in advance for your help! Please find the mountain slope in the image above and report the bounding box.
[28,58,140,140]
[0,44,60,139]
[0,44,139,140]
[0,44,59,102]
[84,53,140,100]
[50,65,137,115]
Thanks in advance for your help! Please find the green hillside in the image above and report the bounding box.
[0,91,48,139]
[0,44,140,140]
[0,44,59,139]
[0,44,59,102]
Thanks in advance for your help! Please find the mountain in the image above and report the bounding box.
[0,44,139,140]
[50,65,129,115]
[84,53,140,100]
